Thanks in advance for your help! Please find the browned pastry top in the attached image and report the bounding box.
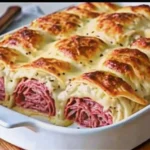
[24,57,71,76]
[0,27,45,53]
[78,2,121,13]
[65,6,100,19]
[55,35,107,62]
[131,37,150,51]
[30,12,82,38]
[117,4,150,19]
[103,48,150,80]
[79,71,147,105]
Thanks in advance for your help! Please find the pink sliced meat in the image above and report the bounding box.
[64,97,112,128]
[13,78,55,116]
[0,77,5,101]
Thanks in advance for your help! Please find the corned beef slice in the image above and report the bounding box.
[65,97,112,128]
[13,78,55,116]
[0,77,5,101]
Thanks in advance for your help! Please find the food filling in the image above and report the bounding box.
[13,78,55,116]
[64,97,112,128]
[0,77,5,101]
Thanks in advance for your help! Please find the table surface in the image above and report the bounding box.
[0,138,149,150]
[0,139,150,150]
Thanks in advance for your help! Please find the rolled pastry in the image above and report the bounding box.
[43,35,108,70]
[99,48,150,100]
[64,6,100,20]
[83,12,150,46]
[0,27,48,60]
[6,57,73,126]
[131,37,150,57]
[30,12,84,40]
[58,71,147,128]
[77,2,121,13]
[117,4,150,19]
[0,47,27,107]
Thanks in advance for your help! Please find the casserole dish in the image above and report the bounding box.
[0,2,149,150]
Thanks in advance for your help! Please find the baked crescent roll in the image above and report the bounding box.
[64,2,121,20]
[64,6,100,20]
[99,48,150,100]
[117,4,150,19]
[30,12,83,40]
[43,35,108,70]
[0,27,47,60]
[117,5,150,37]
[0,47,27,106]
[58,71,147,128]
[84,13,150,45]
[77,2,121,13]
[131,37,150,58]
[6,57,73,126]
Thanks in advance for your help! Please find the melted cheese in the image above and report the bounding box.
[58,82,144,123]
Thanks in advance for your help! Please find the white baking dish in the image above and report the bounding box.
[0,2,150,150]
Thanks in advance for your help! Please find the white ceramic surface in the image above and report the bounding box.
[0,105,149,150]
[0,2,150,150]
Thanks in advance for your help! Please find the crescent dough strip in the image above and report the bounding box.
[58,71,147,127]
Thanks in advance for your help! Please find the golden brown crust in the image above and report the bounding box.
[97,13,143,34]
[30,12,81,39]
[103,48,150,80]
[24,57,71,76]
[79,71,147,105]
[117,4,150,19]
[86,12,149,45]
[104,60,133,75]
[0,27,44,54]
[55,35,107,63]
[65,6,100,19]
[131,37,150,52]
[0,47,20,65]
[78,2,121,13]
